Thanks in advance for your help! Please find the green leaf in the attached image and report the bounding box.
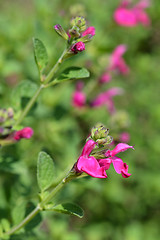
[57,67,90,82]
[1,219,10,233]
[11,201,26,225]
[46,203,84,218]
[11,80,38,110]
[33,38,48,74]
[37,151,55,192]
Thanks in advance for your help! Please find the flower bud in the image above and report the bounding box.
[91,124,109,141]
[69,26,81,38]
[54,24,69,40]
[13,127,34,141]
[71,41,85,54]
[70,16,86,32]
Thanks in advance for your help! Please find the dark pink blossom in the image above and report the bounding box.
[71,41,85,54]
[99,72,112,84]
[114,0,151,27]
[14,127,34,141]
[72,81,86,108]
[82,26,96,37]
[120,132,130,143]
[75,140,133,178]
[110,45,130,75]
[72,91,86,108]
[91,87,124,114]
[76,140,107,178]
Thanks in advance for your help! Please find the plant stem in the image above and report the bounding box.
[44,48,67,85]
[4,205,41,236]
[14,48,68,127]
[4,174,71,237]
[14,84,44,127]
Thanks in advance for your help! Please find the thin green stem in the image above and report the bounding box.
[4,174,72,237]
[14,85,44,127]
[4,205,41,236]
[44,48,67,85]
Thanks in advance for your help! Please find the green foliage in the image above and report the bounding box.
[33,38,48,76]
[0,0,160,240]
[11,80,38,110]
[46,203,84,218]
[57,67,90,82]
[37,152,55,192]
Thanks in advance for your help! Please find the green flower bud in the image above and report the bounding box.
[70,16,86,32]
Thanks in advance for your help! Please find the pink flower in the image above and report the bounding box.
[72,81,86,108]
[75,141,134,178]
[82,26,96,37]
[99,143,134,178]
[71,41,85,54]
[99,72,112,84]
[119,132,130,143]
[91,87,124,114]
[114,0,150,27]
[14,127,34,141]
[110,45,130,75]
[75,140,108,178]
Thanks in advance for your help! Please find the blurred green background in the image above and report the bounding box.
[0,0,160,239]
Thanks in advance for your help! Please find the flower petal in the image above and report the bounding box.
[112,157,124,174]
[108,143,134,157]
[81,140,96,157]
[98,158,112,170]
[77,156,107,178]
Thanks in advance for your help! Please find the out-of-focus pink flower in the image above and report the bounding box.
[75,139,108,178]
[72,81,86,108]
[110,45,130,75]
[99,143,134,178]
[114,0,151,27]
[14,127,34,141]
[75,140,133,178]
[82,26,96,37]
[91,87,124,114]
[120,132,130,143]
[71,41,85,54]
[99,72,112,84]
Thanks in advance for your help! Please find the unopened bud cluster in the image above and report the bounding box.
[0,108,14,136]
[54,16,95,56]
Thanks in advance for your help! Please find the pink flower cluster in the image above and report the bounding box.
[99,44,129,84]
[91,87,124,114]
[14,127,34,141]
[114,0,151,27]
[71,26,95,54]
[75,140,134,178]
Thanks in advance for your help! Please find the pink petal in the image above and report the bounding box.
[99,72,112,84]
[106,143,134,157]
[112,45,127,59]
[72,91,86,108]
[112,157,124,174]
[121,162,131,178]
[105,87,124,97]
[114,8,138,27]
[98,158,112,170]
[134,9,150,26]
[116,58,130,74]
[77,156,107,178]
[82,26,96,37]
[81,140,96,157]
